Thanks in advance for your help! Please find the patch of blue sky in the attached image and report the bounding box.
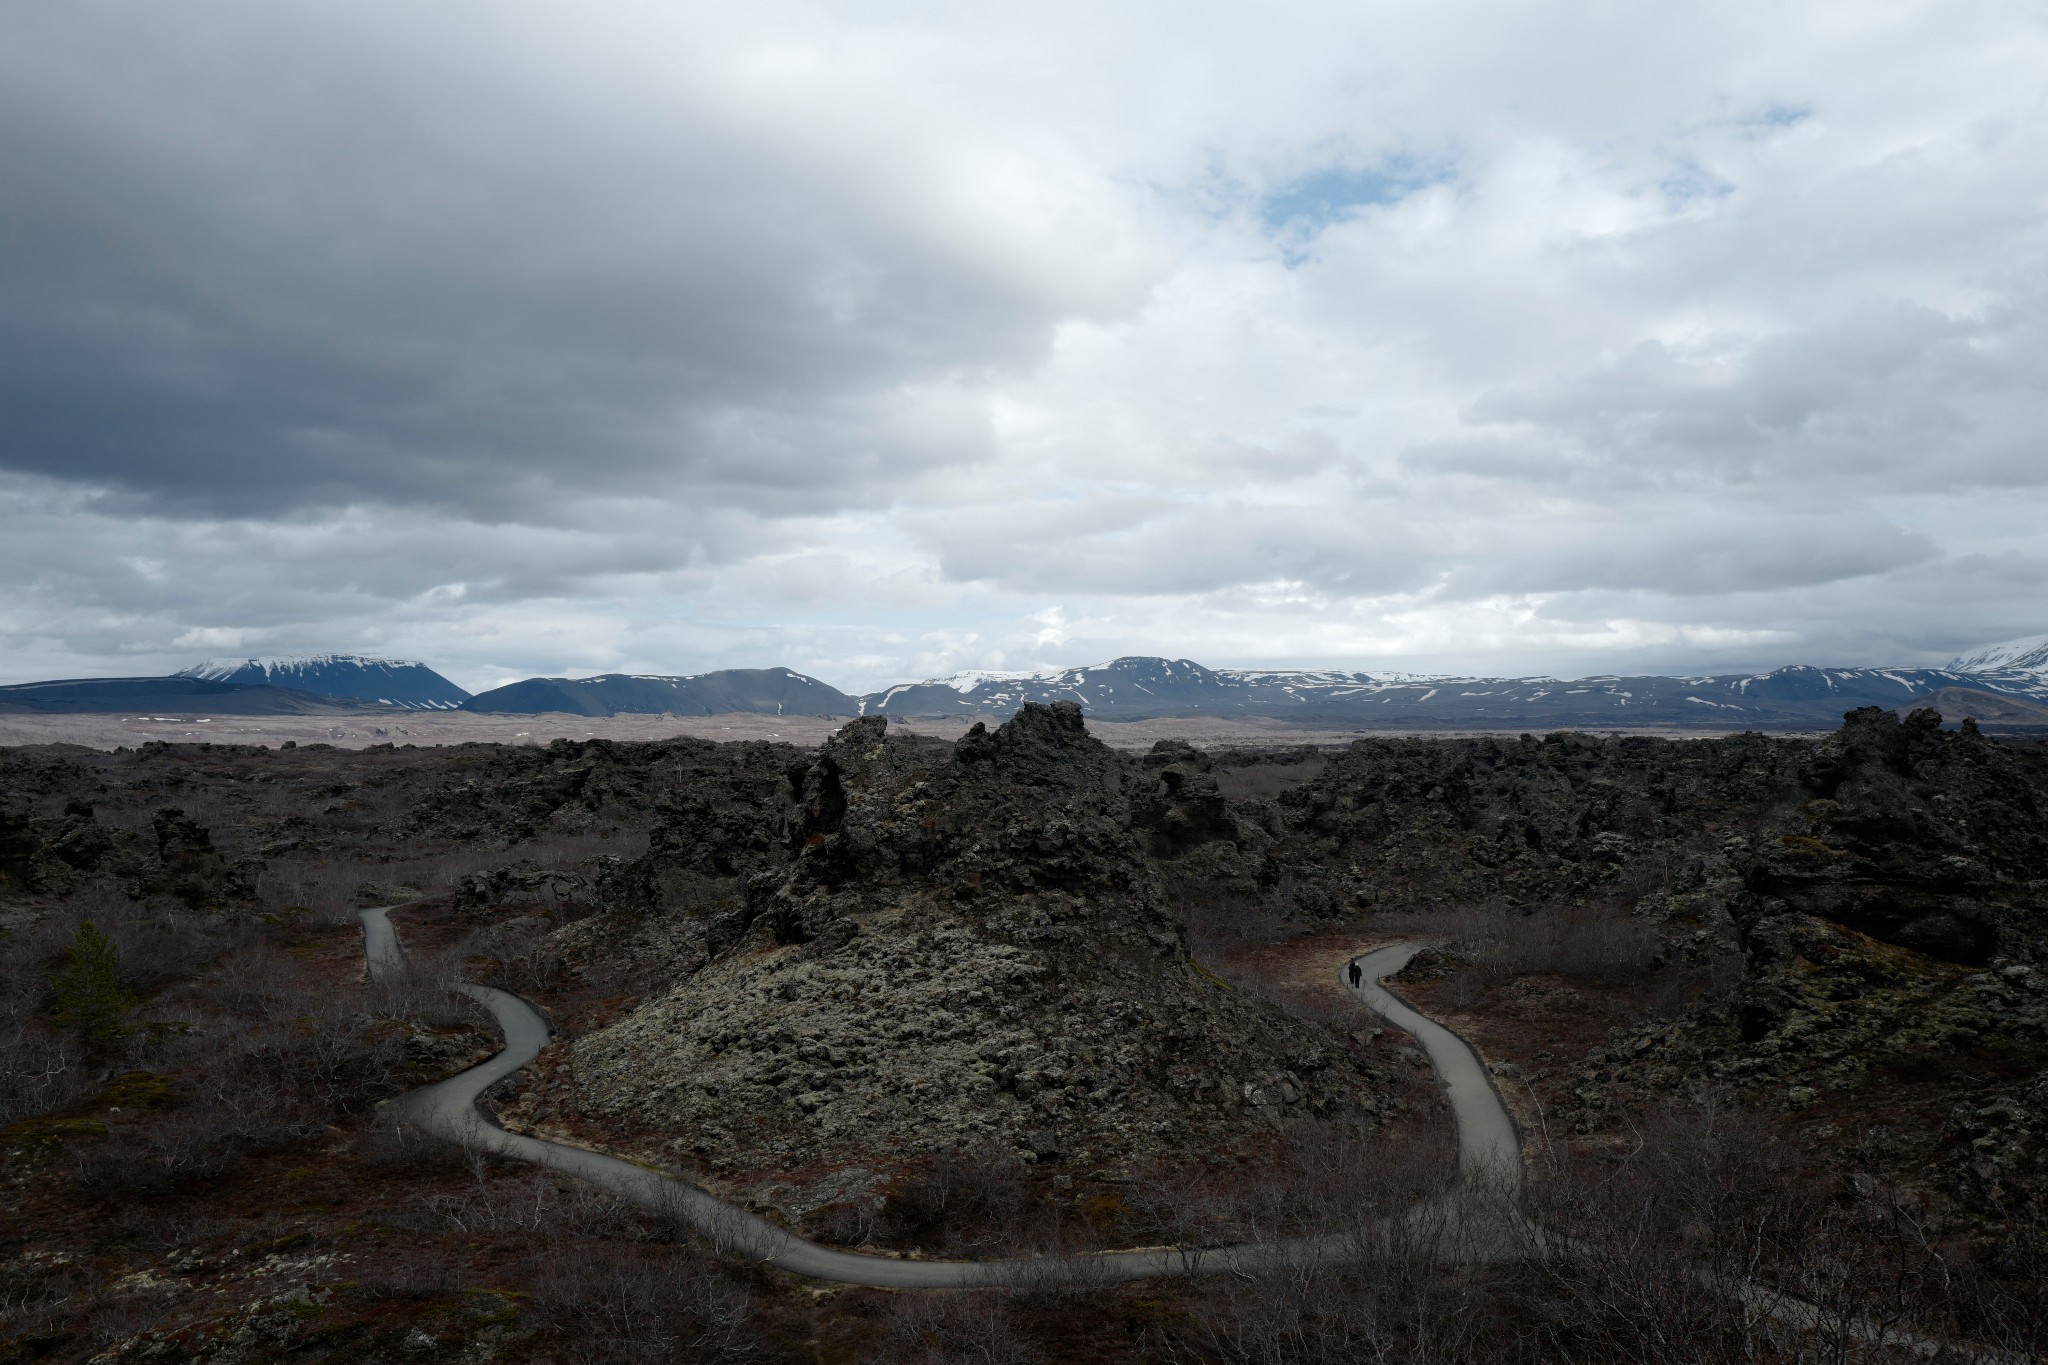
[1259,155,1454,266]
[1731,102,1813,138]
[1658,156,1737,207]
[1261,155,1453,232]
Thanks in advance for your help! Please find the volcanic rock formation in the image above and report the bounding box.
[513,705,1396,1214]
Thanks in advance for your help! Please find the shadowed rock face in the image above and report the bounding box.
[1744,706,2046,967]
[1213,708,2045,969]
[741,702,1165,937]
[1130,739,1238,858]
[1239,728,1813,919]
[0,796,254,909]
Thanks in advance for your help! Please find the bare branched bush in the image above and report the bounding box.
[1177,876,1311,958]
[524,1242,758,1364]
[364,936,483,1030]
[19,885,257,991]
[1379,901,1664,1009]
[0,1018,89,1126]
[68,996,405,1196]
[422,1169,647,1239]
[876,1145,1047,1255]
[459,919,570,996]
[1120,1156,1238,1251]
[879,1290,1040,1365]
[1121,1115,1455,1269]
[1965,1195,2048,1358]
[1512,1096,2044,1364]
[351,1103,470,1175]
[257,856,412,925]
[0,1244,92,1343]
[1469,904,1661,985]
[1176,1258,1502,1365]
[353,1241,465,1304]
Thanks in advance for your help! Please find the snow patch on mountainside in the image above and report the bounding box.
[923,669,1050,693]
[180,653,413,681]
[177,655,470,708]
[1950,635,2048,680]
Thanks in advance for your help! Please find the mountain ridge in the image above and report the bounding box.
[177,654,469,709]
[7,635,2048,729]
[460,668,858,718]
[0,675,366,716]
[1948,635,2048,683]
[853,656,2047,729]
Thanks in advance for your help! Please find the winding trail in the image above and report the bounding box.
[364,908,1521,1286]
[1338,942,1521,1189]
[358,908,2036,1357]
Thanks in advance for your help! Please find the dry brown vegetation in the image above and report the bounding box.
[5,886,2040,1363]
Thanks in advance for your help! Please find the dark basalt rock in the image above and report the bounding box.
[1227,707,2043,970]
[950,701,1105,786]
[1130,739,1237,857]
[0,804,39,895]
[1743,705,2042,967]
[552,705,1392,1194]
[147,806,251,910]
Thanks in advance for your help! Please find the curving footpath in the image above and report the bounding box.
[1338,942,1521,1190]
[362,905,2037,1358]
[362,908,1522,1287]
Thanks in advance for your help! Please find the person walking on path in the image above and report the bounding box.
[1348,958,1363,988]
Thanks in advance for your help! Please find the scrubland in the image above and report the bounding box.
[0,708,2042,1361]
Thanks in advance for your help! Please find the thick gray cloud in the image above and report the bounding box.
[2,0,2045,691]
[0,4,1149,522]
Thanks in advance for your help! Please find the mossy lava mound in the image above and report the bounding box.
[513,705,1396,1213]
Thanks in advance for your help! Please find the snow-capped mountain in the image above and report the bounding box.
[855,655,2048,728]
[1948,635,2048,685]
[12,634,2045,728]
[177,655,470,709]
[461,669,857,717]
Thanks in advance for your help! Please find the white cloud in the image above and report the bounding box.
[3,0,2046,689]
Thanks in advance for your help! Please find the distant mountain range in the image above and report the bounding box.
[858,656,2048,729]
[5,641,2048,730]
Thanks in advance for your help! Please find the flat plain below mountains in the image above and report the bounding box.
[0,706,1757,752]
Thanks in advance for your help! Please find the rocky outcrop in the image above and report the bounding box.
[0,797,251,910]
[1741,706,2047,967]
[1188,709,2048,1225]
[1564,915,2048,1111]
[401,736,797,847]
[449,857,618,916]
[519,705,1396,1213]
[1240,729,1809,922]
[1217,710,2044,965]
[147,807,253,910]
[1129,740,1237,857]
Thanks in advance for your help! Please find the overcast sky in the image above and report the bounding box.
[3,1,2045,693]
